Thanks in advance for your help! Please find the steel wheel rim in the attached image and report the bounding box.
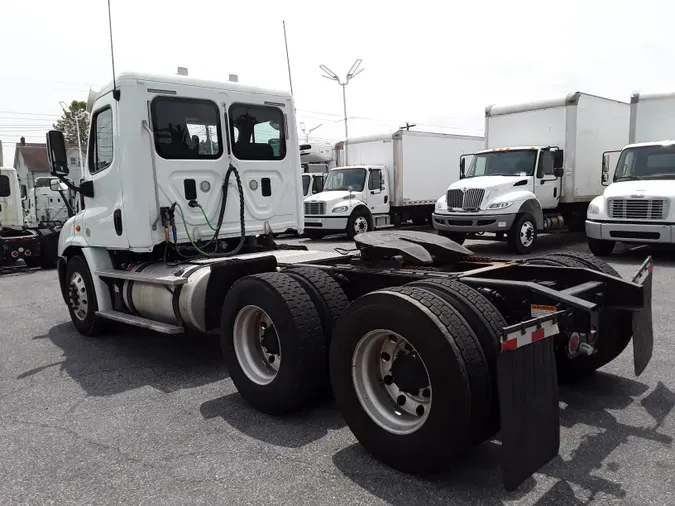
[354,216,369,235]
[520,221,535,247]
[68,273,89,321]
[352,330,432,435]
[233,305,281,385]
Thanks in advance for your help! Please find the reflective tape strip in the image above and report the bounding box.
[402,200,436,206]
[501,320,560,352]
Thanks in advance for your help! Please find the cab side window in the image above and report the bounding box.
[89,107,114,174]
[0,175,10,197]
[229,103,286,161]
[368,169,383,190]
[538,151,555,178]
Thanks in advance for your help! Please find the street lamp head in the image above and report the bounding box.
[347,59,362,77]
[319,64,339,81]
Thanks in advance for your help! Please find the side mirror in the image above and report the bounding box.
[459,157,466,179]
[553,167,564,178]
[49,178,62,192]
[601,153,610,186]
[553,150,564,169]
[46,130,69,177]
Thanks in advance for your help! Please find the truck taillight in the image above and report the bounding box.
[11,251,19,258]
[24,249,32,257]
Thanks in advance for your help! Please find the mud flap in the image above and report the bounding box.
[497,337,560,492]
[631,258,654,377]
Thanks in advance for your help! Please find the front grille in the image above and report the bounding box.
[304,202,325,215]
[608,198,668,220]
[447,188,485,210]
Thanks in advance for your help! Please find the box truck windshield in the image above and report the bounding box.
[467,150,537,177]
[614,144,675,181]
[324,168,366,192]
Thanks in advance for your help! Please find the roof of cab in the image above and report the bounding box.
[94,71,292,102]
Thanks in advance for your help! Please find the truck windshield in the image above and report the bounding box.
[324,168,367,192]
[302,174,310,196]
[467,150,537,177]
[614,145,675,181]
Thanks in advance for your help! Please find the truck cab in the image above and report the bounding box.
[301,172,327,198]
[0,167,25,228]
[586,140,675,255]
[433,146,564,251]
[303,164,388,239]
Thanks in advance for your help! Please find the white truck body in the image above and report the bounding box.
[586,91,675,252]
[0,168,24,227]
[433,92,629,252]
[24,177,73,227]
[304,130,483,237]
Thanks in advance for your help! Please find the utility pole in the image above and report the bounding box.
[283,21,294,95]
[319,59,364,165]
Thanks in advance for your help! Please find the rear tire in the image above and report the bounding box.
[65,255,104,336]
[330,286,484,474]
[588,238,615,257]
[438,231,466,245]
[508,213,537,254]
[525,253,632,382]
[221,272,327,414]
[406,279,505,442]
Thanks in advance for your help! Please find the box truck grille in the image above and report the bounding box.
[608,199,668,220]
[447,189,485,210]
[304,202,325,215]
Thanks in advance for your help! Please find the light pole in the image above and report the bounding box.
[319,59,364,165]
[58,102,86,172]
[299,122,323,143]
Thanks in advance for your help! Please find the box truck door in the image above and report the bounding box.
[534,151,560,210]
[367,168,388,215]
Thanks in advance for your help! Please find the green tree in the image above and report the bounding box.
[53,100,89,150]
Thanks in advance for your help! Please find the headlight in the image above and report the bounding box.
[587,204,600,215]
[436,199,446,210]
[332,206,348,213]
[488,201,513,209]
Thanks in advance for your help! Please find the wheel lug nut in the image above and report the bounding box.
[396,395,406,406]
[380,352,391,362]
[383,375,394,385]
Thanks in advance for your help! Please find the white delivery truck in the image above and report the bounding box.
[586,91,675,255]
[300,141,333,198]
[303,130,484,239]
[432,92,630,253]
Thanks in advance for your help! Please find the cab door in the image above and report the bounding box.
[534,150,561,210]
[367,168,389,215]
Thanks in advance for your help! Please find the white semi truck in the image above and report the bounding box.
[0,167,62,269]
[48,71,654,492]
[433,93,630,253]
[586,91,675,255]
[24,176,75,227]
[303,130,484,239]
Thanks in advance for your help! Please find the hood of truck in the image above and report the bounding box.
[603,180,675,199]
[449,175,529,191]
[305,190,360,204]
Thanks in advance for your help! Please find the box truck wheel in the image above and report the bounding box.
[65,255,104,336]
[508,213,537,254]
[221,272,327,414]
[524,253,632,382]
[588,238,615,257]
[330,286,480,474]
[347,208,372,239]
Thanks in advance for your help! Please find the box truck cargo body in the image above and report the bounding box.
[432,92,629,253]
[587,91,675,255]
[304,130,483,239]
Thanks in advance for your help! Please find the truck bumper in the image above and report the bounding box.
[586,219,675,243]
[304,215,349,231]
[432,212,517,233]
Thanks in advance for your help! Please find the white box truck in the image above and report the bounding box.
[303,130,484,239]
[432,92,630,253]
[586,91,675,255]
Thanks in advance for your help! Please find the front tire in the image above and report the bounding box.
[347,208,373,239]
[65,255,104,336]
[588,238,615,257]
[221,272,327,414]
[508,213,537,254]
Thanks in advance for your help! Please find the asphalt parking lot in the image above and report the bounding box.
[1,230,674,505]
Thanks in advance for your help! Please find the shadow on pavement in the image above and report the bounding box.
[22,322,228,396]
[332,372,674,506]
[200,393,345,449]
